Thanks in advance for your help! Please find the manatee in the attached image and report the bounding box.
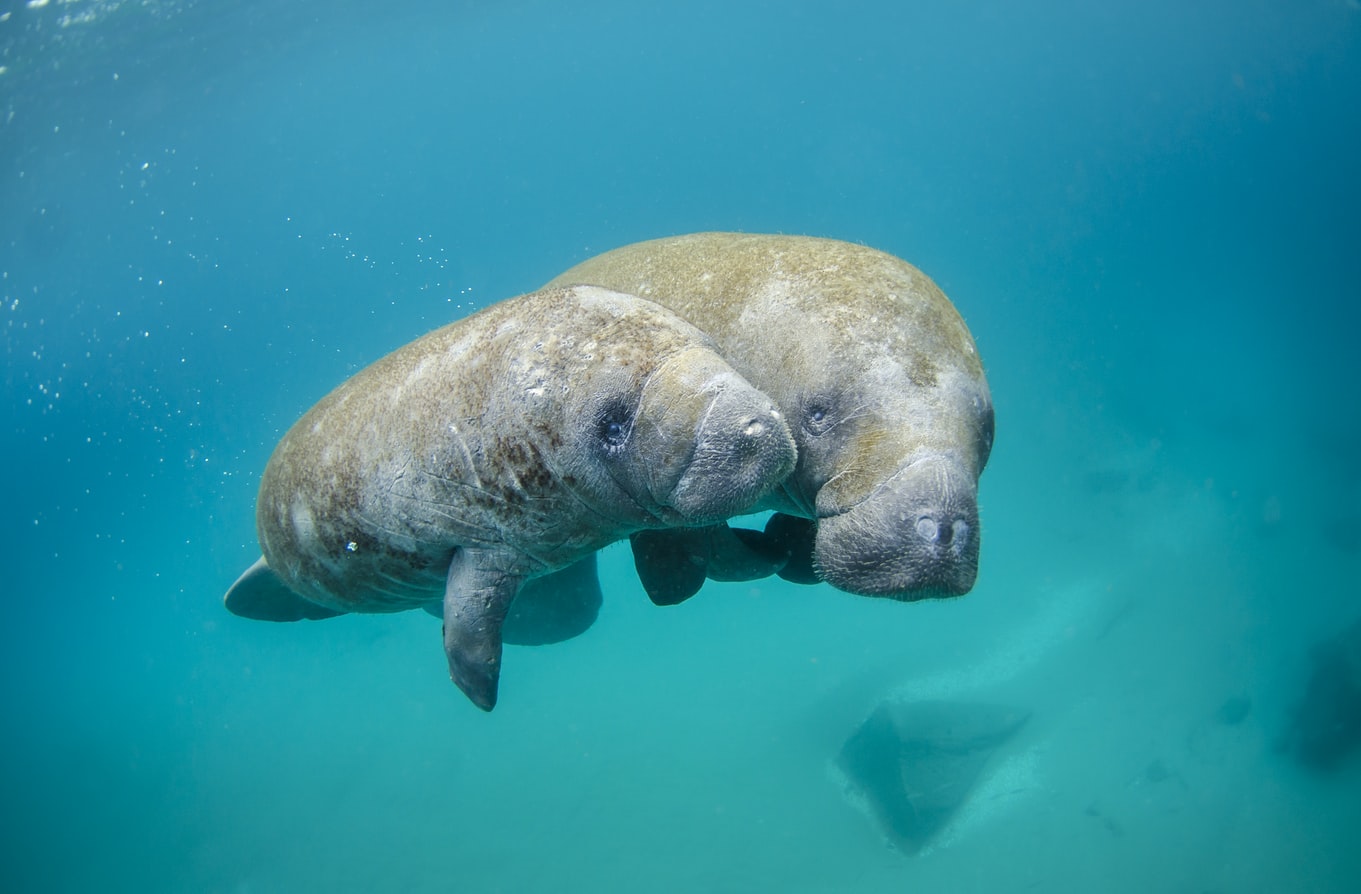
[223,285,796,710]
[838,700,1030,853]
[547,233,993,601]
[1277,616,1361,771]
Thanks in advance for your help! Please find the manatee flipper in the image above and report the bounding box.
[503,554,602,646]
[431,555,603,644]
[631,523,793,606]
[765,513,820,585]
[708,524,792,580]
[631,529,706,606]
[224,557,346,621]
[442,547,521,711]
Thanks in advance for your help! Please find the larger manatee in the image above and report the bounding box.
[223,285,796,710]
[547,233,994,600]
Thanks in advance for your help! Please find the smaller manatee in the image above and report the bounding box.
[224,286,796,710]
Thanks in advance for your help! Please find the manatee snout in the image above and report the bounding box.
[814,455,980,599]
[669,388,796,522]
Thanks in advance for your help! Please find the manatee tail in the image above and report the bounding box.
[224,556,346,622]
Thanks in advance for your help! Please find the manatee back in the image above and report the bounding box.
[554,234,979,374]
[548,233,991,468]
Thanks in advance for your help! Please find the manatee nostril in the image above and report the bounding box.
[951,519,971,554]
[915,516,940,542]
[915,515,973,550]
[743,419,767,438]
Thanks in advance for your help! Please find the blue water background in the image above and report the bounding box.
[3,1,1359,891]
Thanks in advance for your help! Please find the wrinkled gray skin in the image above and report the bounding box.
[548,234,994,600]
[223,285,796,710]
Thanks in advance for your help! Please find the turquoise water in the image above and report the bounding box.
[3,1,1359,891]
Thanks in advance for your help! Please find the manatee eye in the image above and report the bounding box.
[977,402,996,467]
[595,401,634,455]
[803,402,833,436]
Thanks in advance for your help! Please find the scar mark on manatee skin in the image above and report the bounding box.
[512,541,562,574]
[351,512,429,551]
[374,566,438,592]
[542,473,630,529]
[403,473,514,512]
[446,423,481,490]
[821,464,867,496]
[823,400,871,435]
[363,572,445,604]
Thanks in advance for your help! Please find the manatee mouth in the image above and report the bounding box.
[668,403,797,523]
[812,456,980,599]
